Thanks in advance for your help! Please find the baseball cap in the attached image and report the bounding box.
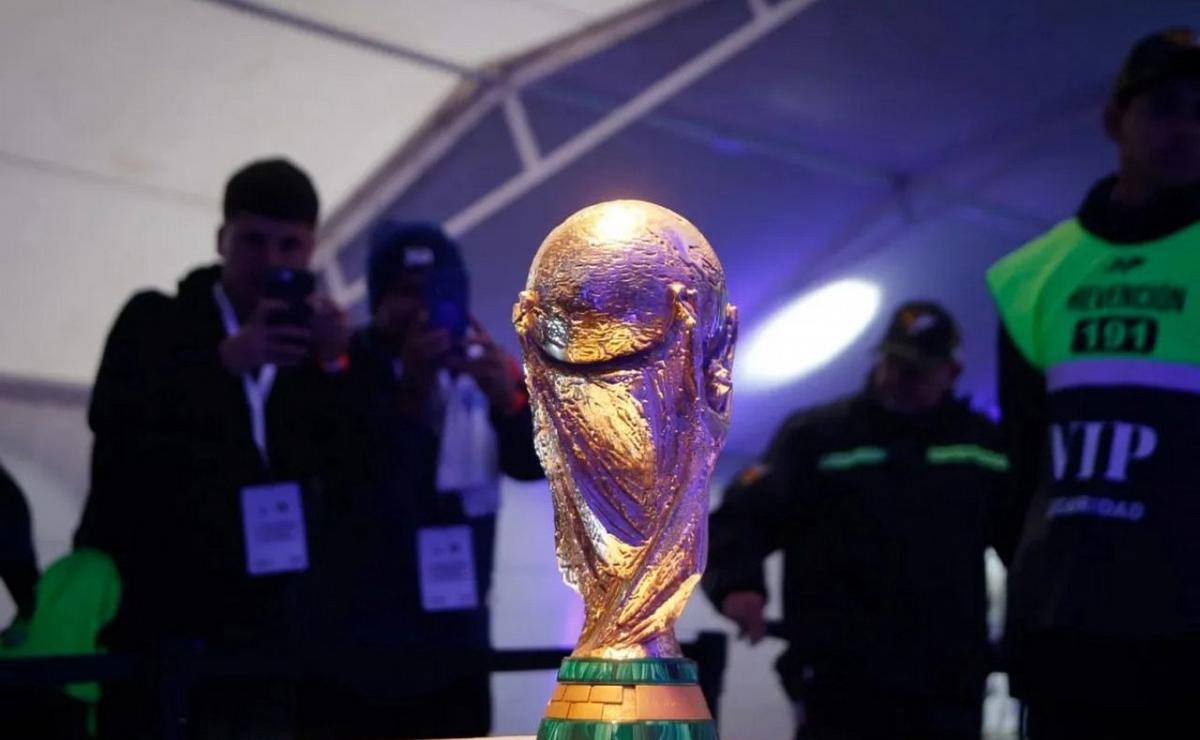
[1113,28,1200,108]
[875,301,961,365]
[366,221,467,313]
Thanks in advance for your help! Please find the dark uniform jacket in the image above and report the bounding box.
[704,389,1010,701]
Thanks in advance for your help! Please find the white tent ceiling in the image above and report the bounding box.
[0,0,648,385]
[4,0,1197,466]
[298,0,1198,462]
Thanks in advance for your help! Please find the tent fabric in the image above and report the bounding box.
[312,0,1199,460]
[0,0,653,386]
[3,0,1197,451]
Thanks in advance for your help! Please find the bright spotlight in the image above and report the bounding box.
[741,279,881,388]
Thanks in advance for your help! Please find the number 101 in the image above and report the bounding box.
[1072,317,1157,355]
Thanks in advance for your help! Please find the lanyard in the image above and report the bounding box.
[213,284,277,468]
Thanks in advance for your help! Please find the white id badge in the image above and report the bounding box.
[417,525,479,612]
[241,482,309,576]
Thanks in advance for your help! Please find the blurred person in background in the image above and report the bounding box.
[74,158,357,740]
[988,29,1200,739]
[0,459,38,646]
[301,222,542,740]
[705,301,1012,740]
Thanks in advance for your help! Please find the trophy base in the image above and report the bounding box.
[536,658,717,740]
[537,718,716,740]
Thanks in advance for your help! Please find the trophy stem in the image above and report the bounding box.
[537,657,718,740]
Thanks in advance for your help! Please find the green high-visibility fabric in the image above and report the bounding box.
[816,446,887,471]
[926,444,1010,471]
[987,218,1200,372]
[0,548,122,705]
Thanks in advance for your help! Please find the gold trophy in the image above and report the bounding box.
[513,200,736,740]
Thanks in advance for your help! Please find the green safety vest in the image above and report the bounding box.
[987,215,1200,638]
[988,218,1200,377]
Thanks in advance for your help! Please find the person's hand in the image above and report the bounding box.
[721,591,767,645]
[219,299,311,374]
[374,297,409,346]
[309,293,350,367]
[459,318,518,414]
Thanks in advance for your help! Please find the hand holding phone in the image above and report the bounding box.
[264,268,316,328]
[219,299,312,374]
[423,272,469,347]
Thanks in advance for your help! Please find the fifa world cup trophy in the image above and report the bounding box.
[512,201,737,740]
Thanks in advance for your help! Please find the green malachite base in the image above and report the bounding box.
[557,657,700,685]
[538,657,717,739]
[537,718,718,740]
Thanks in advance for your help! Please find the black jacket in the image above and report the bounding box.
[704,389,1010,701]
[305,327,542,696]
[75,265,359,652]
[996,177,1200,702]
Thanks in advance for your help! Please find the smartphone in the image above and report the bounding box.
[264,268,316,327]
[425,274,469,345]
[427,297,468,344]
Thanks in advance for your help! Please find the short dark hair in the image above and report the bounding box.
[222,158,319,225]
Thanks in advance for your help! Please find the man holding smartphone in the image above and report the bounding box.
[76,158,355,739]
[303,222,543,739]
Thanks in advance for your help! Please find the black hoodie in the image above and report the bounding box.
[75,265,360,653]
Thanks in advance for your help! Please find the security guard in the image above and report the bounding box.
[988,29,1200,739]
[705,301,1012,740]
